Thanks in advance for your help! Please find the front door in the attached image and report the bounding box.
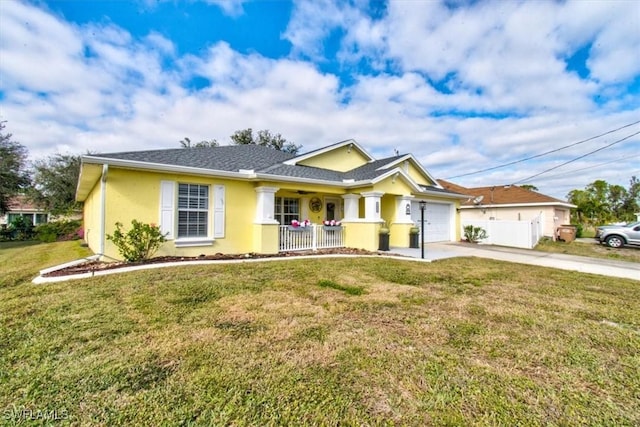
[325,197,342,221]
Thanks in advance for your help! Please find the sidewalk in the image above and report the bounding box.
[390,242,640,281]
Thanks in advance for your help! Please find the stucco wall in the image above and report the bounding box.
[297,145,370,172]
[460,205,571,238]
[82,179,102,253]
[100,168,257,259]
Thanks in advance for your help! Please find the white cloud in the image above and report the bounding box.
[0,0,638,200]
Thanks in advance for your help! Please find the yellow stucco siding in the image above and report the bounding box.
[297,145,370,172]
[380,194,396,226]
[100,168,257,259]
[371,176,414,196]
[82,179,102,253]
[406,162,433,186]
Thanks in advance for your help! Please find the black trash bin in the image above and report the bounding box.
[409,233,419,248]
[378,233,390,251]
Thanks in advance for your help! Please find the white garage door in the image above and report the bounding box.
[411,202,452,242]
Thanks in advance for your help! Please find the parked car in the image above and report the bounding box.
[595,221,640,248]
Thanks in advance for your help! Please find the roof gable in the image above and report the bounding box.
[376,154,439,186]
[283,139,374,172]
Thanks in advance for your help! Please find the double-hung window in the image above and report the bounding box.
[178,184,209,238]
[274,197,299,225]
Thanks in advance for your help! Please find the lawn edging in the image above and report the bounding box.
[32,253,431,284]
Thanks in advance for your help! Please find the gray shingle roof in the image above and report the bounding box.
[93,145,296,172]
[343,156,404,180]
[259,164,346,181]
[88,146,462,196]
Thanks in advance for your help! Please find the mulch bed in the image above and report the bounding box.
[43,248,389,277]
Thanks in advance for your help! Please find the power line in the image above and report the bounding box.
[528,152,640,181]
[512,130,640,184]
[445,120,640,179]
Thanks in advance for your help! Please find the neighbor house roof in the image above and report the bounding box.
[6,195,46,212]
[438,180,575,208]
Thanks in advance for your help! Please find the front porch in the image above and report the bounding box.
[279,224,345,252]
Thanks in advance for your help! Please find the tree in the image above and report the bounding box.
[179,137,219,148]
[230,128,302,154]
[520,184,538,191]
[30,154,82,215]
[621,176,640,219]
[567,177,640,225]
[0,121,30,214]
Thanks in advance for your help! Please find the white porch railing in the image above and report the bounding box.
[279,225,345,252]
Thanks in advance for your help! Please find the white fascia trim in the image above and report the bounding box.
[254,172,364,188]
[418,188,470,199]
[371,168,424,193]
[375,154,442,188]
[459,202,576,209]
[82,156,256,180]
[283,139,375,165]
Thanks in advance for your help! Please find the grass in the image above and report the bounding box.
[1,241,639,426]
[534,238,640,263]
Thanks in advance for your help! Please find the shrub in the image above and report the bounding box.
[35,219,82,242]
[463,225,488,243]
[9,216,34,240]
[574,223,584,238]
[106,220,167,262]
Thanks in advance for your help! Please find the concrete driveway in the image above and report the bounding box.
[390,242,640,281]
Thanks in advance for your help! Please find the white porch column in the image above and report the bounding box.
[361,191,384,221]
[395,195,415,224]
[254,186,279,224]
[342,194,361,220]
[300,197,310,220]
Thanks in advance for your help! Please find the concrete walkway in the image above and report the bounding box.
[390,243,640,281]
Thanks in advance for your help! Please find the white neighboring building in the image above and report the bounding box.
[438,180,576,240]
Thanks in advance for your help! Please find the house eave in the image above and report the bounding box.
[418,189,470,199]
[81,156,255,179]
[459,202,577,209]
[376,154,442,188]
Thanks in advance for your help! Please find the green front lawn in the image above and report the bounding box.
[535,238,640,263]
[1,241,639,426]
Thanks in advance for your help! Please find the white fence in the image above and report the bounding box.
[279,225,345,252]
[462,215,543,249]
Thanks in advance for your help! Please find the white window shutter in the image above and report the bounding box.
[214,184,225,238]
[160,181,175,240]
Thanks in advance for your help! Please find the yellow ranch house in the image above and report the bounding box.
[76,140,467,260]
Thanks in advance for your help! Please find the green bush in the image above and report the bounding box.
[574,223,584,238]
[106,220,167,262]
[8,216,34,240]
[463,225,488,243]
[35,219,82,242]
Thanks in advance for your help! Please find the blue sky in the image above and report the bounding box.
[1,0,639,199]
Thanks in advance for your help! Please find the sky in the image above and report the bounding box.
[1,0,639,200]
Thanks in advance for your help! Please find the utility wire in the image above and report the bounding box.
[512,131,640,184]
[531,152,640,181]
[445,120,640,179]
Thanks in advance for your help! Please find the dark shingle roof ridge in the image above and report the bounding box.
[259,164,347,181]
[88,144,297,172]
[342,155,405,180]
